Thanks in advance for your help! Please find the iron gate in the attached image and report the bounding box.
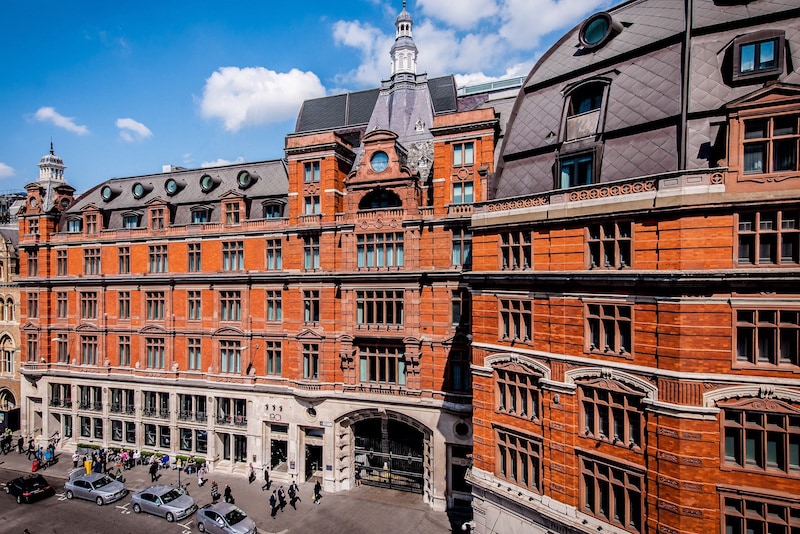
[353,418,424,493]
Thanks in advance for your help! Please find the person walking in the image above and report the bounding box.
[211,481,220,504]
[17,436,23,454]
[149,460,159,482]
[288,480,300,509]
[197,466,206,486]
[261,467,271,491]
[269,490,278,518]
[25,439,34,460]
[224,484,234,504]
[248,463,255,484]
[72,451,80,469]
[313,480,322,504]
[278,485,287,511]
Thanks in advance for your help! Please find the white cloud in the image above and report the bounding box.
[332,20,393,87]
[200,67,327,132]
[33,107,90,135]
[115,117,153,142]
[417,0,500,30]
[498,0,608,50]
[0,162,15,179]
[331,0,611,89]
[201,157,245,168]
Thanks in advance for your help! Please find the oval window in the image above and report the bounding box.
[370,151,389,173]
[132,183,146,199]
[101,185,113,201]
[579,12,618,50]
[165,179,179,195]
[237,171,252,189]
[200,174,215,193]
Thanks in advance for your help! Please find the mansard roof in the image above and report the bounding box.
[294,76,458,134]
[64,159,288,229]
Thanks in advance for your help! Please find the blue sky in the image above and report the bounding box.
[0,0,611,194]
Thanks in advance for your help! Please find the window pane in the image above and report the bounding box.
[744,142,767,173]
[740,43,755,72]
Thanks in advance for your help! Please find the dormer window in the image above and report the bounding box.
[85,213,98,234]
[558,151,596,189]
[67,219,82,233]
[132,182,152,200]
[733,31,785,82]
[191,206,211,224]
[578,12,622,51]
[743,114,799,175]
[150,207,166,230]
[263,202,284,219]
[164,178,184,196]
[564,81,608,141]
[359,189,402,210]
[237,170,256,189]
[200,174,219,193]
[122,213,141,229]
[224,202,241,225]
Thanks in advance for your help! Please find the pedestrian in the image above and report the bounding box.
[269,490,278,518]
[355,468,362,486]
[313,480,321,504]
[248,462,255,484]
[288,480,300,509]
[197,466,206,486]
[149,460,159,482]
[224,484,234,504]
[261,467,271,491]
[17,436,23,454]
[278,485,287,511]
[26,439,34,460]
[72,451,79,469]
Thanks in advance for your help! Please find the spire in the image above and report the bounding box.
[391,0,417,77]
[50,138,54,155]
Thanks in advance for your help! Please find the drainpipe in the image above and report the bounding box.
[679,0,694,170]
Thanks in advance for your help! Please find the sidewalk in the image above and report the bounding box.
[0,445,454,534]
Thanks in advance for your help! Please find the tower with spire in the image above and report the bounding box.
[37,140,66,184]
[391,1,417,78]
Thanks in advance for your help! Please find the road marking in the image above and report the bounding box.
[56,491,67,501]
[116,502,131,514]
[178,519,194,533]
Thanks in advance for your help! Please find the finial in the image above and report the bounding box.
[50,138,54,155]
[403,0,406,9]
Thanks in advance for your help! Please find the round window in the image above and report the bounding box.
[200,174,215,192]
[579,12,618,50]
[60,198,71,209]
[132,183,145,199]
[370,151,389,173]
[237,171,252,188]
[101,185,113,201]
[454,422,470,438]
[165,179,179,195]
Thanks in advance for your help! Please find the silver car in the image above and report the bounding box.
[196,502,257,534]
[64,472,128,506]
[130,484,197,522]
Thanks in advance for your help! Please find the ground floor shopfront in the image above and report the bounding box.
[19,375,472,511]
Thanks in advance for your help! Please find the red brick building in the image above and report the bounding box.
[467,1,800,533]
[16,4,515,512]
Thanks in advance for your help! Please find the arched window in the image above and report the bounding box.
[359,189,402,210]
[6,298,13,321]
[0,335,14,375]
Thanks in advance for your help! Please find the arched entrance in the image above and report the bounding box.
[351,414,426,493]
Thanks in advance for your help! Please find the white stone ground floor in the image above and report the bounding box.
[20,374,473,512]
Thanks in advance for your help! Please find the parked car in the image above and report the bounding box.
[64,472,128,505]
[131,484,197,522]
[196,502,257,534]
[4,474,56,504]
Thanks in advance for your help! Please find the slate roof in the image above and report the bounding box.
[294,76,457,134]
[65,160,288,230]
[493,0,800,200]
